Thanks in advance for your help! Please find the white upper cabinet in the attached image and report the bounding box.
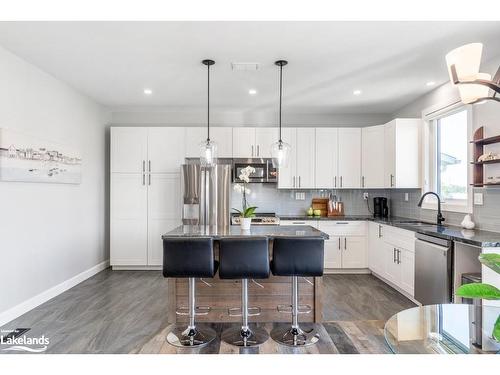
[295,128,316,188]
[233,127,277,158]
[277,128,297,189]
[111,127,148,173]
[233,127,256,157]
[277,128,314,189]
[338,128,362,188]
[255,128,278,158]
[185,127,233,158]
[185,127,205,158]
[148,127,185,174]
[210,127,233,158]
[315,128,338,188]
[384,119,421,188]
[362,125,385,188]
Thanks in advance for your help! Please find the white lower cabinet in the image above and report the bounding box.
[324,236,342,268]
[318,221,367,270]
[110,173,148,265]
[111,172,181,268]
[368,222,415,297]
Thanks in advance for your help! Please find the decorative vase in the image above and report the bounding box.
[240,217,252,230]
[461,214,475,230]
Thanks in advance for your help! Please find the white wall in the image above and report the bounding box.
[0,46,109,325]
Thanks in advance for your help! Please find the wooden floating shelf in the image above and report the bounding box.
[470,134,500,146]
[470,159,500,165]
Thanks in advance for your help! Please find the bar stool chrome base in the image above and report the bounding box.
[270,325,320,347]
[221,325,269,347]
[166,325,217,347]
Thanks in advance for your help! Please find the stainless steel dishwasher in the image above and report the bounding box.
[414,233,453,305]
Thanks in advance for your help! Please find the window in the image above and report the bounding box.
[436,109,468,202]
[424,105,471,213]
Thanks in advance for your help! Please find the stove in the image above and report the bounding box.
[231,212,280,226]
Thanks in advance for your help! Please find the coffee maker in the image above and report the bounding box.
[373,197,389,218]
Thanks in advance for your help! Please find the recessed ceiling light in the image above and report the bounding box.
[426,81,436,87]
[353,90,362,95]
[143,88,153,95]
[248,89,257,95]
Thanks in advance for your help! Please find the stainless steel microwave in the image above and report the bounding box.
[232,158,277,183]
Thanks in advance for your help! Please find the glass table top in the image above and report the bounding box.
[384,304,500,354]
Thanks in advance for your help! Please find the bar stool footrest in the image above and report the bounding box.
[228,306,261,317]
[175,306,211,316]
[277,304,292,313]
[298,304,312,314]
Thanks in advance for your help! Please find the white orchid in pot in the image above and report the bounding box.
[233,166,257,230]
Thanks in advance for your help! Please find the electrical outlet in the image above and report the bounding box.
[404,193,409,202]
[474,192,483,205]
[295,192,305,200]
[363,192,369,200]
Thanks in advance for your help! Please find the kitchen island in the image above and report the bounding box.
[162,225,329,324]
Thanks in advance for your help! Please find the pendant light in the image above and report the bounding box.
[200,59,217,166]
[446,43,500,104]
[271,60,291,168]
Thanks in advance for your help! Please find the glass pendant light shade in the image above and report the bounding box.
[446,43,483,83]
[458,72,492,104]
[271,139,291,168]
[199,139,217,167]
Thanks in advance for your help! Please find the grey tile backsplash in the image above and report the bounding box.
[232,184,500,232]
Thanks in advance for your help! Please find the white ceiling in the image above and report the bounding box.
[0,21,499,115]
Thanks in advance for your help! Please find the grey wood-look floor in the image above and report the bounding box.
[0,270,415,354]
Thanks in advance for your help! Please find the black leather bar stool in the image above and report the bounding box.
[270,237,324,346]
[218,237,270,347]
[163,237,218,347]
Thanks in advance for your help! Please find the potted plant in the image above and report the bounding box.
[456,253,500,343]
[233,166,257,230]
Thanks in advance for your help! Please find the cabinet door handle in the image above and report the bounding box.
[293,176,296,188]
[344,237,347,250]
[340,176,343,188]
[334,176,337,187]
[142,173,145,186]
[338,237,341,250]
[390,174,394,187]
[251,145,254,157]
[292,221,306,225]
[257,145,260,156]
[393,248,396,263]
[298,176,301,188]
[142,160,145,173]
[378,225,382,238]
[148,174,151,186]
[362,176,365,187]
[397,249,401,264]
[148,160,151,173]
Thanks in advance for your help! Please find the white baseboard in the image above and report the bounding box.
[0,260,110,327]
[371,271,420,305]
[324,268,371,274]
[111,265,162,271]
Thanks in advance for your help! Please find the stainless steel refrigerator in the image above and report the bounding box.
[181,164,231,227]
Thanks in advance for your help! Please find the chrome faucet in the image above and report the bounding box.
[417,191,445,226]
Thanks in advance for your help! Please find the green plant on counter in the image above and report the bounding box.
[456,253,500,342]
[232,166,258,218]
[232,206,257,219]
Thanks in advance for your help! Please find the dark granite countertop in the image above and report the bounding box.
[162,225,329,240]
[278,215,500,247]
